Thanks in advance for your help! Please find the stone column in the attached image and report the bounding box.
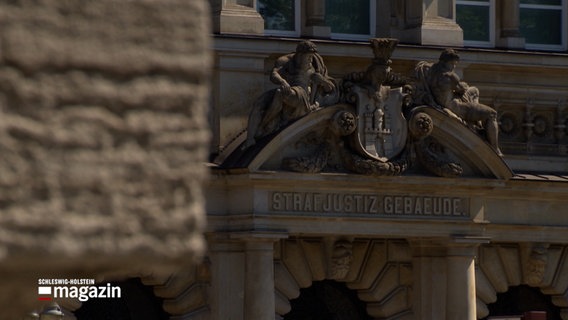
[410,239,448,320]
[498,0,525,48]
[209,232,286,320]
[210,0,264,35]
[303,0,331,38]
[411,237,488,320]
[209,239,246,320]
[446,237,489,320]
[244,240,277,320]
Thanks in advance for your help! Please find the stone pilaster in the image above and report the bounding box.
[497,0,525,49]
[209,232,287,320]
[446,237,489,320]
[303,0,331,38]
[245,240,277,320]
[410,239,448,320]
[210,0,264,35]
[211,52,268,159]
[240,232,287,320]
[391,0,463,47]
[208,239,246,320]
[411,237,489,320]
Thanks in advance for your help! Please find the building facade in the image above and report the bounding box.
[45,0,568,319]
[203,1,568,320]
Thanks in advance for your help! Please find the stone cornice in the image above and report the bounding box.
[206,170,568,241]
[213,35,568,69]
[208,170,567,200]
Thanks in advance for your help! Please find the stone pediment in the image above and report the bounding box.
[217,103,512,179]
[215,39,513,180]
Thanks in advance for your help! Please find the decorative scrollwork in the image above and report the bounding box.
[340,148,408,176]
[499,112,519,137]
[331,111,357,136]
[282,143,331,173]
[532,115,550,137]
[414,137,463,177]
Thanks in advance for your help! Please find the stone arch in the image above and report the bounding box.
[141,263,210,319]
[476,243,568,319]
[274,238,414,320]
[57,262,210,320]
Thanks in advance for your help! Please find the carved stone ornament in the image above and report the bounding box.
[526,244,549,286]
[219,39,513,180]
[329,240,354,280]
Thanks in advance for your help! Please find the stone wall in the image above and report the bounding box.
[0,0,211,317]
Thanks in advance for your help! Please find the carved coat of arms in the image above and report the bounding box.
[349,85,407,162]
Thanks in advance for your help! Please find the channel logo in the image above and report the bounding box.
[37,279,121,302]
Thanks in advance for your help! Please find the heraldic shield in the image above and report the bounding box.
[349,85,408,162]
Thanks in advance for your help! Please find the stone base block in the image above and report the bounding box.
[393,17,464,47]
[303,26,331,39]
[213,6,265,35]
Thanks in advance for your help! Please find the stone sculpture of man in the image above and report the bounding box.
[243,40,337,149]
[427,48,503,155]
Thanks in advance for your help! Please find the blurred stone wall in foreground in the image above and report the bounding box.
[0,0,210,316]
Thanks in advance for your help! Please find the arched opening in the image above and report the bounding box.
[74,278,169,320]
[283,280,371,320]
[483,285,561,320]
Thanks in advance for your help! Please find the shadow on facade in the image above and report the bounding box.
[74,278,169,320]
[284,280,371,320]
[484,285,561,320]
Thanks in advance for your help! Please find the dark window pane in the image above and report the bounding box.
[325,0,370,35]
[457,4,490,42]
[520,8,562,45]
[520,0,561,5]
[258,0,295,31]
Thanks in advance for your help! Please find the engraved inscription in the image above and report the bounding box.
[269,192,468,217]
[271,192,379,214]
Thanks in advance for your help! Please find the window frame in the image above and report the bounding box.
[456,0,496,48]
[257,0,301,37]
[327,0,377,41]
[519,0,567,51]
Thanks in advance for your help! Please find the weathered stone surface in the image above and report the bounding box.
[0,0,211,316]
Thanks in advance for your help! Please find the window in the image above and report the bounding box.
[325,0,376,40]
[257,0,376,40]
[257,0,300,36]
[456,0,495,47]
[457,0,566,51]
[520,0,566,50]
